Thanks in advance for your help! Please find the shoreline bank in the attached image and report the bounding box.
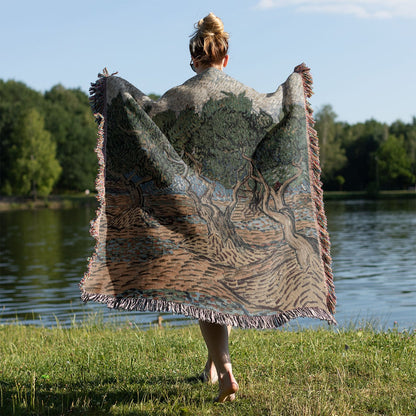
[0,190,415,211]
[323,190,416,201]
[0,194,98,211]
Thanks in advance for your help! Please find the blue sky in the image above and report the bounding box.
[1,0,415,124]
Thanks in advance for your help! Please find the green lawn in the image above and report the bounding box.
[0,320,415,415]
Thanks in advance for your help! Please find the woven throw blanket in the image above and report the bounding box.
[80,64,336,328]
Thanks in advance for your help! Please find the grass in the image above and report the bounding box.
[0,320,415,415]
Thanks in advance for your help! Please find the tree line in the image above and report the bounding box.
[315,105,415,192]
[0,80,415,197]
[0,80,97,198]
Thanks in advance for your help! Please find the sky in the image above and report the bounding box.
[1,0,415,124]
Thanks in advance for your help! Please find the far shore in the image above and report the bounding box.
[0,194,98,211]
[323,189,416,200]
[0,190,415,212]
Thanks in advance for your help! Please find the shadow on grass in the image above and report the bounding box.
[1,373,207,416]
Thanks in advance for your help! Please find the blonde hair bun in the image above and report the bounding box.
[189,13,229,65]
[197,12,228,38]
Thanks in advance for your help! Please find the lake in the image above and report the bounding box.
[0,199,415,330]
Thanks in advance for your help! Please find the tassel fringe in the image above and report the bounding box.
[80,291,337,329]
[294,63,336,314]
[79,69,111,290]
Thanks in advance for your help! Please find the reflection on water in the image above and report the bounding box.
[0,199,415,329]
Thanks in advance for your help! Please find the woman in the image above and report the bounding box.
[189,13,239,403]
[82,10,336,407]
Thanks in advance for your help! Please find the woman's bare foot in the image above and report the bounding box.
[215,371,239,403]
[200,357,218,384]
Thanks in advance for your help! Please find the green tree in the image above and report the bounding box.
[389,118,416,183]
[0,80,45,193]
[340,119,387,191]
[9,108,62,197]
[0,102,17,194]
[148,93,161,101]
[44,85,97,191]
[376,135,415,189]
[314,105,347,187]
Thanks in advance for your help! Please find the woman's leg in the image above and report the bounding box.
[201,353,218,384]
[199,320,239,402]
[201,325,231,384]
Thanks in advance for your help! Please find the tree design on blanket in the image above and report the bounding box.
[104,91,326,313]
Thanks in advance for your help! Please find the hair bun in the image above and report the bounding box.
[189,13,229,65]
[197,12,227,37]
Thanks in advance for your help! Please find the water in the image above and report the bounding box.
[0,199,415,330]
[325,199,416,330]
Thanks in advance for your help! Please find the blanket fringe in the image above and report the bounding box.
[79,69,112,290]
[294,63,336,314]
[80,290,337,329]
